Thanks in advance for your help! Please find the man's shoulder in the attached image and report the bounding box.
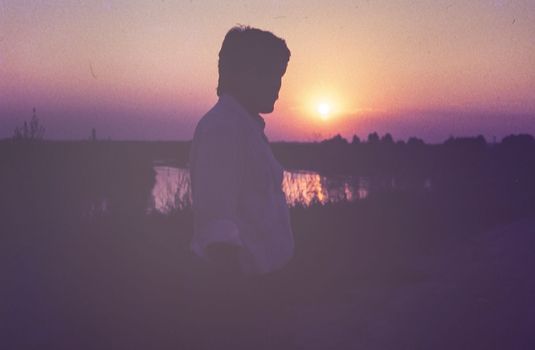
[193,99,245,144]
[196,98,241,133]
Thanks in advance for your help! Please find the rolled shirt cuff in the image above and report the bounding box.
[190,219,243,260]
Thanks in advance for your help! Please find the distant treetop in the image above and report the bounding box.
[13,108,45,142]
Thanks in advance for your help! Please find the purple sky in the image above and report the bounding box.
[1,0,534,142]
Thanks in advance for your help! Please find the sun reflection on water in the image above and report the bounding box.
[150,166,367,213]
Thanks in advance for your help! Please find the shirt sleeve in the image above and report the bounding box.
[189,119,243,256]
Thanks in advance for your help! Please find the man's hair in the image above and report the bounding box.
[217,26,291,96]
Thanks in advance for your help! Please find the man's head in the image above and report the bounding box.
[217,26,290,115]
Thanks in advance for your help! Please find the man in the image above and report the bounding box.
[189,25,293,277]
[184,26,294,348]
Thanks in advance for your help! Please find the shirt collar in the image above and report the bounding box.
[218,94,266,131]
[252,113,266,131]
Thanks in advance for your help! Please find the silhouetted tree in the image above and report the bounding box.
[13,108,45,142]
[367,132,380,144]
[321,134,348,146]
[407,137,425,146]
[351,135,361,145]
[501,134,534,147]
[381,133,394,145]
[444,135,486,149]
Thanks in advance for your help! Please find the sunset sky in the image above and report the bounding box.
[1,0,534,142]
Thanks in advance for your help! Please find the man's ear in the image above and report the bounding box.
[233,65,259,92]
[239,62,259,79]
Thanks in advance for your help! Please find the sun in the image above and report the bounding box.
[317,102,331,120]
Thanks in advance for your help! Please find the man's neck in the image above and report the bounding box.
[222,93,265,130]
[225,91,259,118]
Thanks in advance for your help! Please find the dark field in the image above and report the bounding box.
[1,136,535,349]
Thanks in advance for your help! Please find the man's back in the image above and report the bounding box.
[189,94,294,275]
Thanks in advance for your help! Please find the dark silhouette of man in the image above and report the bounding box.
[184,26,294,348]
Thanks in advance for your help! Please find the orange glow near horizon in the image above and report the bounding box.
[2,1,535,141]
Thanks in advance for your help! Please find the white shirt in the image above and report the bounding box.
[189,94,294,275]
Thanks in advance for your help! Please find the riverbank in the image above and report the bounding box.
[3,196,533,349]
[278,216,535,349]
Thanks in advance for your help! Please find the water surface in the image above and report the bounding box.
[150,166,370,214]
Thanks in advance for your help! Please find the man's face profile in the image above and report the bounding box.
[248,63,287,114]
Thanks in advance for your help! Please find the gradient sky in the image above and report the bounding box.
[1,0,534,142]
